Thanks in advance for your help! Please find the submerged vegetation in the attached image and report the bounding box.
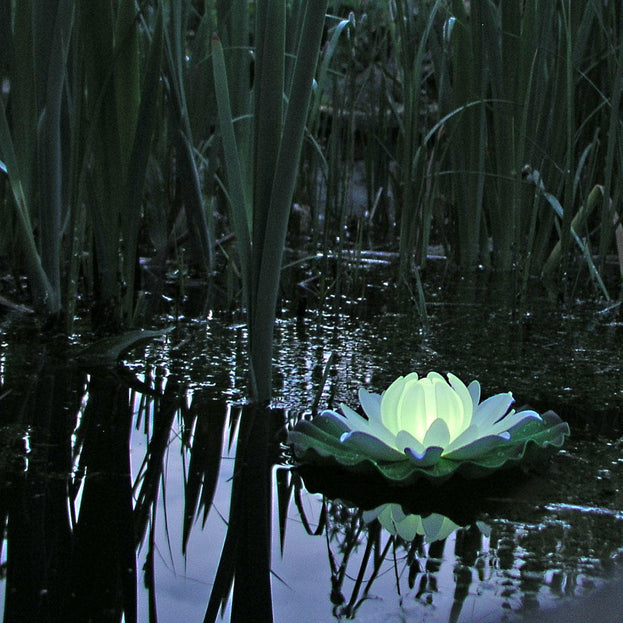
[1,0,623,397]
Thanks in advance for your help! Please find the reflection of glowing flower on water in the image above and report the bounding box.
[362,504,460,543]
[289,371,569,482]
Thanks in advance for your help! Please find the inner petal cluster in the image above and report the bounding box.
[379,372,474,449]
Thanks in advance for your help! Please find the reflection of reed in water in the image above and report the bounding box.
[2,349,622,623]
[0,350,186,623]
[295,497,488,622]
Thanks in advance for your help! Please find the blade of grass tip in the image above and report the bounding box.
[203,526,237,622]
[181,406,227,553]
[212,34,251,294]
[275,467,292,554]
[308,15,352,127]
[541,184,609,298]
[252,1,328,403]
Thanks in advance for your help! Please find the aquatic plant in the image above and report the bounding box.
[2,0,622,345]
[289,371,570,482]
[212,0,328,402]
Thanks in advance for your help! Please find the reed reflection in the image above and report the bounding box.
[292,491,489,622]
[1,358,82,623]
[291,461,623,622]
[0,354,186,623]
[1,353,622,623]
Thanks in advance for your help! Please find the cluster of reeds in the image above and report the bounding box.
[2,1,623,402]
[327,0,623,296]
[0,1,232,333]
[0,0,329,403]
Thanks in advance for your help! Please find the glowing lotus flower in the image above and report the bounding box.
[288,371,570,482]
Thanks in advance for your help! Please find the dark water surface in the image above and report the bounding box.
[1,272,622,622]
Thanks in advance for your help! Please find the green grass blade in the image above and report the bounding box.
[121,4,164,318]
[250,1,328,402]
[212,34,251,291]
[252,0,286,293]
[37,0,74,315]
[0,96,54,310]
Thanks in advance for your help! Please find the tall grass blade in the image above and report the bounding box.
[251,1,328,402]
[213,1,328,402]
[121,5,164,319]
[164,1,215,276]
[212,35,251,288]
[37,0,74,316]
[0,97,54,310]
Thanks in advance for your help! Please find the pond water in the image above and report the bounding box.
[0,269,622,622]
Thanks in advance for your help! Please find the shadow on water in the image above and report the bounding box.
[0,270,622,622]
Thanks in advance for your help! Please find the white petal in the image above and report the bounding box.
[338,403,371,431]
[395,430,427,455]
[317,410,353,434]
[340,403,401,448]
[358,387,382,420]
[397,376,429,440]
[443,433,511,460]
[380,375,409,432]
[434,378,466,439]
[340,431,405,461]
[423,418,451,449]
[472,392,514,428]
[467,380,481,409]
[420,375,441,429]
[487,409,541,436]
[443,424,482,453]
[404,445,443,467]
[426,371,445,383]
[447,373,474,432]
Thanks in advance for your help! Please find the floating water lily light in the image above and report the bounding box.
[289,372,570,483]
